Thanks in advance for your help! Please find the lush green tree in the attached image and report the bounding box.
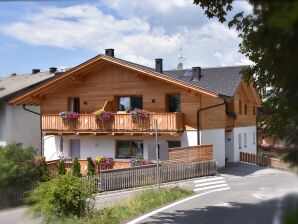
[0,145,38,188]
[72,157,81,177]
[28,174,95,222]
[193,0,298,165]
[87,157,96,176]
[58,160,66,175]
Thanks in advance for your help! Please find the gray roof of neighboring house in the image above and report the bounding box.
[0,72,56,101]
[164,66,246,97]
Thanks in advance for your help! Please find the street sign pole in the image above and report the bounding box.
[155,119,160,190]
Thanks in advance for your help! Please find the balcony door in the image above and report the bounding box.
[70,139,80,159]
[68,97,80,113]
[167,94,180,112]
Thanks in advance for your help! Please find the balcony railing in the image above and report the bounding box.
[42,113,184,134]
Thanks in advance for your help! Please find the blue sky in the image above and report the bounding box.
[0,0,252,77]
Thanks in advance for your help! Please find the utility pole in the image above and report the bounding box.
[155,119,160,190]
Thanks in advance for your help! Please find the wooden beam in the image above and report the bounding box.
[112,132,124,136]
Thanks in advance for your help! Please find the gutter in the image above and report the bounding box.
[196,99,227,145]
[22,104,43,156]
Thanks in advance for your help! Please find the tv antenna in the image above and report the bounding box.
[177,42,185,70]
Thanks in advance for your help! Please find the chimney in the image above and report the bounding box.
[32,69,40,74]
[49,67,57,74]
[105,48,114,57]
[191,67,202,81]
[155,58,163,73]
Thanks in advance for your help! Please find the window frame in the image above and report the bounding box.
[166,94,181,113]
[116,95,143,111]
[238,133,242,150]
[167,141,181,148]
[244,133,247,147]
[115,140,144,159]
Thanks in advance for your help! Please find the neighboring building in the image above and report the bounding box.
[9,49,261,166]
[0,69,56,151]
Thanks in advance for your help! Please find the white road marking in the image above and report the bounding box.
[195,180,226,187]
[194,177,224,183]
[194,184,228,192]
[214,202,233,208]
[126,187,230,224]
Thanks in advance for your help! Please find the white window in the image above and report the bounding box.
[244,133,247,147]
[238,133,242,149]
[253,131,256,144]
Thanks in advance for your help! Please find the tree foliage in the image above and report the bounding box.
[72,157,81,177]
[0,145,38,188]
[28,174,95,222]
[38,158,51,182]
[193,0,298,165]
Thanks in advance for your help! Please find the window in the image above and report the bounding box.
[116,140,143,158]
[68,97,80,113]
[168,141,181,148]
[238,133,242,149]
[253,131,256,144]
[168,94,180,112]
[70,139,80,158]
[253,106,256,115]
[239,100,242,114]
[118,96,142,111]
[244,104,247,115]
[244,133,247,147]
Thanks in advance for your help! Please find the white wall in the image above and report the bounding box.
[233,126,257,161]
[200,129,225,167]
[0,103,41,150]
[43,134,181,161]
[181,130,198,147]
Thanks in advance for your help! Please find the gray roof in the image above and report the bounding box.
[164,66,246,97]
[102,55,246,97]
[0,72,56,101]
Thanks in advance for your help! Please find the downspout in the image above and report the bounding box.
[22,104,43,156]
[196,100,226,145]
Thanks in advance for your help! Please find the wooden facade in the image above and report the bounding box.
[10,58,261,134]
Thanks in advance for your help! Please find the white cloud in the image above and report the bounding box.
[0,1,251,68]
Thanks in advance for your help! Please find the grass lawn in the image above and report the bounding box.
[58,187,193,224]
[283,206,298,224]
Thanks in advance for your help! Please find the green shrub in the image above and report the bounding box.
[28,174,95,222]
[52,187,193,224]
[0,144,38,188]
[87,157,95,176]
[72,158,81,177]
[58,160,66,175]
[38,158,51,182]
[283,206,298,224]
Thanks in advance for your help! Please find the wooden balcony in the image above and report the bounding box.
[42,113,184,135]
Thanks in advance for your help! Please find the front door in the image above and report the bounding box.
[70,139,80,159]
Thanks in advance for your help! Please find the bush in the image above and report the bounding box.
[28,174,95,222]
[72,158,81,177]
[0,144,38,188]
[58,160,66,175]
[36,158,51,182]
[87,157,95,176]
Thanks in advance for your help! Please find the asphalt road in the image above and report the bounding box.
[130,163,298,224]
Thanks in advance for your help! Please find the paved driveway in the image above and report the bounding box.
[130,163,298,224]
